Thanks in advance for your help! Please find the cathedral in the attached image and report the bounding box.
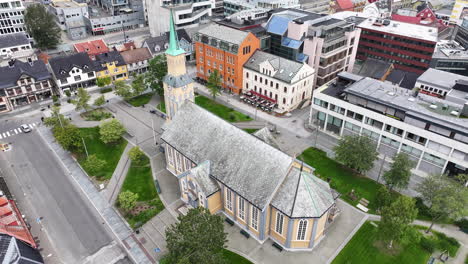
[161,13,339,251]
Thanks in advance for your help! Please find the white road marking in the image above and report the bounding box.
[2,133,6,138]
[28,124,34,129]
[0,134,2,139]
[32,123,37,127]
[13,129,18,134]
[6,132,10,137]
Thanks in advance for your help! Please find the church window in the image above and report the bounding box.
[184,158,191,170]
[167,146,174,166]
[176,151,182,172]
[275,211,284,235]
[251,207,259,230]
[199,193,204,206]
[225,189,233,211]
[297,219,308,240]
[238,197,245,220]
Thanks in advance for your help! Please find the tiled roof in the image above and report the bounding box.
[0,33,29,49]
[49,52,95,79]
[243,50,307,83]
[337,0,354,10]
[162,102,294,209]
[198,24,249,45]
[0,197,36,248]
[73,40,109,57]
[0,60,51,90]
[271,167,335,218]
[120,47,152,64]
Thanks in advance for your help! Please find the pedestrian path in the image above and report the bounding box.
[0,123,39,139]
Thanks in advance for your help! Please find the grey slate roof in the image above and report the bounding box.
[143,29,192,55]
[94,50,126,71]
[417,68,468,90]
[271,167,335,218]
[49,52,94,79]
[0,60,51,90]
[163,73,193,88]
[0,33,29,49]
[357,58,392,80]
[253,127,282,150]
[0,234,44,263]
[198,24,249,45]
[178,160,219,196]
[243,50,306,83]
[162,102,294,209]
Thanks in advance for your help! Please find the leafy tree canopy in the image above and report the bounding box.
[99,119,126,144]
[383,152,415,191]
[146,55,167,96]
[207,69,222,99]
[83,154,106,176]
[118,190,138,212]
[114,80,133,99]
[24,4,61,49]
[333,135,378,173]
[72,87,91,112]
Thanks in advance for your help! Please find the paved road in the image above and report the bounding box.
[0,117,113,263]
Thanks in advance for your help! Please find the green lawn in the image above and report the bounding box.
[77,127,127,180]
[195,95,252,122]
[332,222,431,264]
[243,128,259,134]
[299,147,383,212]
[160,249,252,264]
[118,154,164,228]
[127,93,153,107]
[157,101,166,113]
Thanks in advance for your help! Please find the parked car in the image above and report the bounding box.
[0,143,10,152]
[20,124,31,133]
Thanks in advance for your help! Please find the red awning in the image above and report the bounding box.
[248,90,276,103]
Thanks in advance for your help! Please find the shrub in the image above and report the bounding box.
[100,87,113,94]
[455,218,468,232]
[65,90,71,97]
[128,146,146,165]
[420,237,436,253]
[83,154,106,176]
[118,190,138,212]
[52,95,59,102]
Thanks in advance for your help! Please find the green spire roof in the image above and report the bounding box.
[166,11,185,56]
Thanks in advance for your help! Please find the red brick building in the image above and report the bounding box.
[194,24,260,94]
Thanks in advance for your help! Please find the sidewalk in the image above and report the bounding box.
[103,144,133,204]
[37,126,153,264]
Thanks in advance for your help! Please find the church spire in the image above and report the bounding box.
[166,10,185,56]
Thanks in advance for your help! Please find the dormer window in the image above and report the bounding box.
[85,48,89,51]
[60,70,66,74]
[83,65,89,69]
[164,43,169,49]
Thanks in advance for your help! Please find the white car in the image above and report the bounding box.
[20,124,31,133]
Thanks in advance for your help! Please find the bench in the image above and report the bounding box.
[225,217,235,226]
[272,242,283,252]
[359,198,370,207]
[357,203,369,213]
[240,230,250,239]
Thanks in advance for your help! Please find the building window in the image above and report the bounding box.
[226,189,233,211]
[297,219,308,240]
[238,197,245,220]
[275,212,284,235]
[246,72,249,79]
[251,207,259,230]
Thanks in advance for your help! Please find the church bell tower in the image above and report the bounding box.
[162,11,194,121]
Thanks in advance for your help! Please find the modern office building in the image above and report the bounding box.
[0,0,26,36]
[223,0,300,16]
[264,9,360,87]
[85,0,145,35]
[147,0,213,37]
[243,50,315,112]
[309,71,468,178]
[48,0,88,40]
[194,23,260,94]
[299,0,329,13]
[450,0,468,25]
[452,17,468,49]
[357,17,438,74]
[430,40,468,77]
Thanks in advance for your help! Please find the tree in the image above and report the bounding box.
[383,152,415,191]
[44,106,70,128]
[128,146,146,166]
[99,119,126,144]
[118,191,138,212]
[146,55,167,96]
[52,124,83,152]
[416,174,468,233]
[207,69,222,99]
[114,80,133,99]
[96,76,112,88]
[379,196,418,248]
[333,135,378,173]
[83,154,106,176]
[72,87,91,112]
[165,207,227,264]
[93,95,106,107]
[131,74,146,97]
[375,186,392,212]
[24,4,61,49]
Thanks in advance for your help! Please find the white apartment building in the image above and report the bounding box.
[147,1,213,37]
[48,0,88,40]
[0,0,25,36]
[309,72,468,178]
[0,33,34,66]
[243,50,315,112]
[49,52,97,93]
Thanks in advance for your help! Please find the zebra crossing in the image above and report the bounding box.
[0,123,38,139]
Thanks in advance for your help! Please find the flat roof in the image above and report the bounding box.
[358,17,438,42]
[342,78,468,133]
[51,0,84,8]
[417,68,468,90]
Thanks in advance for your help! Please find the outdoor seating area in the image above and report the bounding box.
[240,91,277,113]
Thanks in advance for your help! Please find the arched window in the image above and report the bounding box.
[297,219,308,240]
[275,212,284,234]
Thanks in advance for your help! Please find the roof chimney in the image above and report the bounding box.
[8,59,15,67]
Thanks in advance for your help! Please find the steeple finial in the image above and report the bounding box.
[166,10,185,56]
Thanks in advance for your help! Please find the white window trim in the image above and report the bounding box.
[295,219,308,241]
[275,211,284,235]
[238,197,245,220]
[251,206,259,231]
[225,189,233,212]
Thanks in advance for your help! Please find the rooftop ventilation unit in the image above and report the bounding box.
[430,104,438,109]
[408,97,416,102]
